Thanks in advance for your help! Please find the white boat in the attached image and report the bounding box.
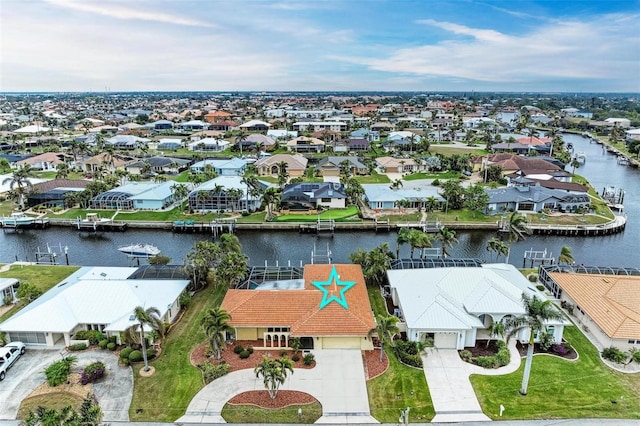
[574,152,587,163]
[0,212,35,227]
[118,244,161,257]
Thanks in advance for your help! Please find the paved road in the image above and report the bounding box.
[0,348,132,422]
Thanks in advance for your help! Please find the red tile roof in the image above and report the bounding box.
[221,264,375,336]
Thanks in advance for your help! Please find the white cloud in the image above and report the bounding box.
[337,14,640,90]
[44,0,215,28]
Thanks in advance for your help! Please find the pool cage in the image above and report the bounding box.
[188,189,244,211]
[539,264,640,299]
[390,258,483,270]
[235,266,304,289]
[88,190,134,210]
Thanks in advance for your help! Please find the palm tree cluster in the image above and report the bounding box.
[254,356,295,399]
[124,306,165,372]
[2,165,36,210]
[183,235,248,291]
[349,243,394,286]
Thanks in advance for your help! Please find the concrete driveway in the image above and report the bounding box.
[0,348,132,422]
[178,349,378,424]
[422,339,521,423]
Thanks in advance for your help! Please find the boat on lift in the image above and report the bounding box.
[118,243,161,258]
[0,212,35,228]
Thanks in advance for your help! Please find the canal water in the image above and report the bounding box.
[0,133,637,268]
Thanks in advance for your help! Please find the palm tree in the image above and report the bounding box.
[276,161,289,187]
[2,165,35,210]
[254,356,294,399]
[486,237,509,261]
[200,307,233,360]
[486,321,505,348]
[55,163,71,179]
[396,228,411,258]
[263,187,281,220]
[504,212,532,263]
[505,293,564,395]
[125,306,165,372]
[558,245,574,265]
[370,314,400,361]
[570,158,580,175]
[437,227,458,258]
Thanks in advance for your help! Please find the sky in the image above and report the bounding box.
[1,0,639,93]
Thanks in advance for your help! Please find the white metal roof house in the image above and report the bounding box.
[0,267,189,347]
[387,264,566,349]
[187,138,230,152]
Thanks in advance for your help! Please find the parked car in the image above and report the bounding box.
[0,341,26,380]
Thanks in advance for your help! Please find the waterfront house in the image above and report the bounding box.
[362,184,444,210]
[254,153,308,178]
[0,266,188,347]
[126,156,191,175]
[89,181,182,210]
[27,179,90,208]
[190,158,246,176]
[281,182,347,211]
[317,156,367,177]
[187,138,230,152]
[540,265,640,351]
[221,264,375,350]
[388,263,566,349]
[484,183,590,215]
[286,136,325,153]
[187,175,269,212]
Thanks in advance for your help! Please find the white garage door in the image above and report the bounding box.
[434,332,458,349]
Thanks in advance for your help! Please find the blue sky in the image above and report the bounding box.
[1,0,639,92]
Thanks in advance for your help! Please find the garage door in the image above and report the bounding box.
[434,332,458,349]
[321,337,361,349]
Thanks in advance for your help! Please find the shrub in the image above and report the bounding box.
[432,179,440,186]
[630,348,640,364]
[494,341,510,366]
[79,361,106,385]
[528,274,538,283]
[247,346,254,354]
[536,284,545,291]
[107,342,116,351]
[233,344,244,354]
[205,344,215,358]
[120,347,133,360]
[602,346,626,363]
[98,340,108,349]
[45,356,76,387]
[539,331,554,352]
[279,348,288,357]
[394,340,424,368]
[179,292,191,308]
[459,350,472,362]
[128,350,143,362]
[551,344,567,356]
[475,356,499,369]
[69,343,87,351]
[146,349,157,360]
[303,353,315,366]
[198,361,229,384]
[108,336,117,344]
[292,353,300,362]
[73,330,105,345]
[239,350,251,359]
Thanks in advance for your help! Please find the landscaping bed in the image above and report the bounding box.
[227,390,317,408]
[362,349,389,380]
[516,341,577,360]
[190,340,315,372]
[462,340,503,357]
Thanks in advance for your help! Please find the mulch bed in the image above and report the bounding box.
[516,341,578,360]
[463,340,502,357]
[190,340,315,372]
[362,349,389,380]
[227,390,317,409]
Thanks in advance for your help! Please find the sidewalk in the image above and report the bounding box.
[422,339,521,423]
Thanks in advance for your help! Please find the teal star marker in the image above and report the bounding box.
[311,265,356,309]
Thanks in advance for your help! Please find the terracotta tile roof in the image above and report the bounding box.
[550,272,640,339]
[221,264,375,336]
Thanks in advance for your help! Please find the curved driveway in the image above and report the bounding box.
[0,349,132,422]
[178,349,378,424]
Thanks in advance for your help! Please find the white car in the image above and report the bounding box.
[0,341,26,380]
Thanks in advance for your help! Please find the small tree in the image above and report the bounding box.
[486,321,505,348]
[289,337,302,355]
[254,356,294,399]
[124,306,165,372]
[200,308,233,360]
[370,314,400,362]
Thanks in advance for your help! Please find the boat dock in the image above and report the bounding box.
[172,219,236,235]
[299,219,336,235]
[1,218,50,230]
[397,220,443,233]
[75,219,128,232]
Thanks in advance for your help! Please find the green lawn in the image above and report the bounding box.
[129,283,228,422]
[366,286,434,422]
[46,208,232,222]
[428,145,487,156]
[403,171,461,181]
[355,171,391,184]
[235,211,267,223]
[275,206,359,222]
[0,265,79,322]
[470,326,640,420]
[222,401,322,423]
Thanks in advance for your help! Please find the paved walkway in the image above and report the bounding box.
[0,349,132,422]
[177,349,377,424]
[423,339,521,423]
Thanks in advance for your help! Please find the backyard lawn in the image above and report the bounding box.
[470,326,640,420]
[129,283,228,422]
[354,171,390,184]
[274,206,359,222]
[403,171,461,181]
[0,265,79,322]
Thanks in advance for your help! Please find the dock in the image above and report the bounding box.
[396,220,443,233]
[172,219,236,235]
[0,218,50,231]
[299,219,335,235]
[75,219,128,232]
